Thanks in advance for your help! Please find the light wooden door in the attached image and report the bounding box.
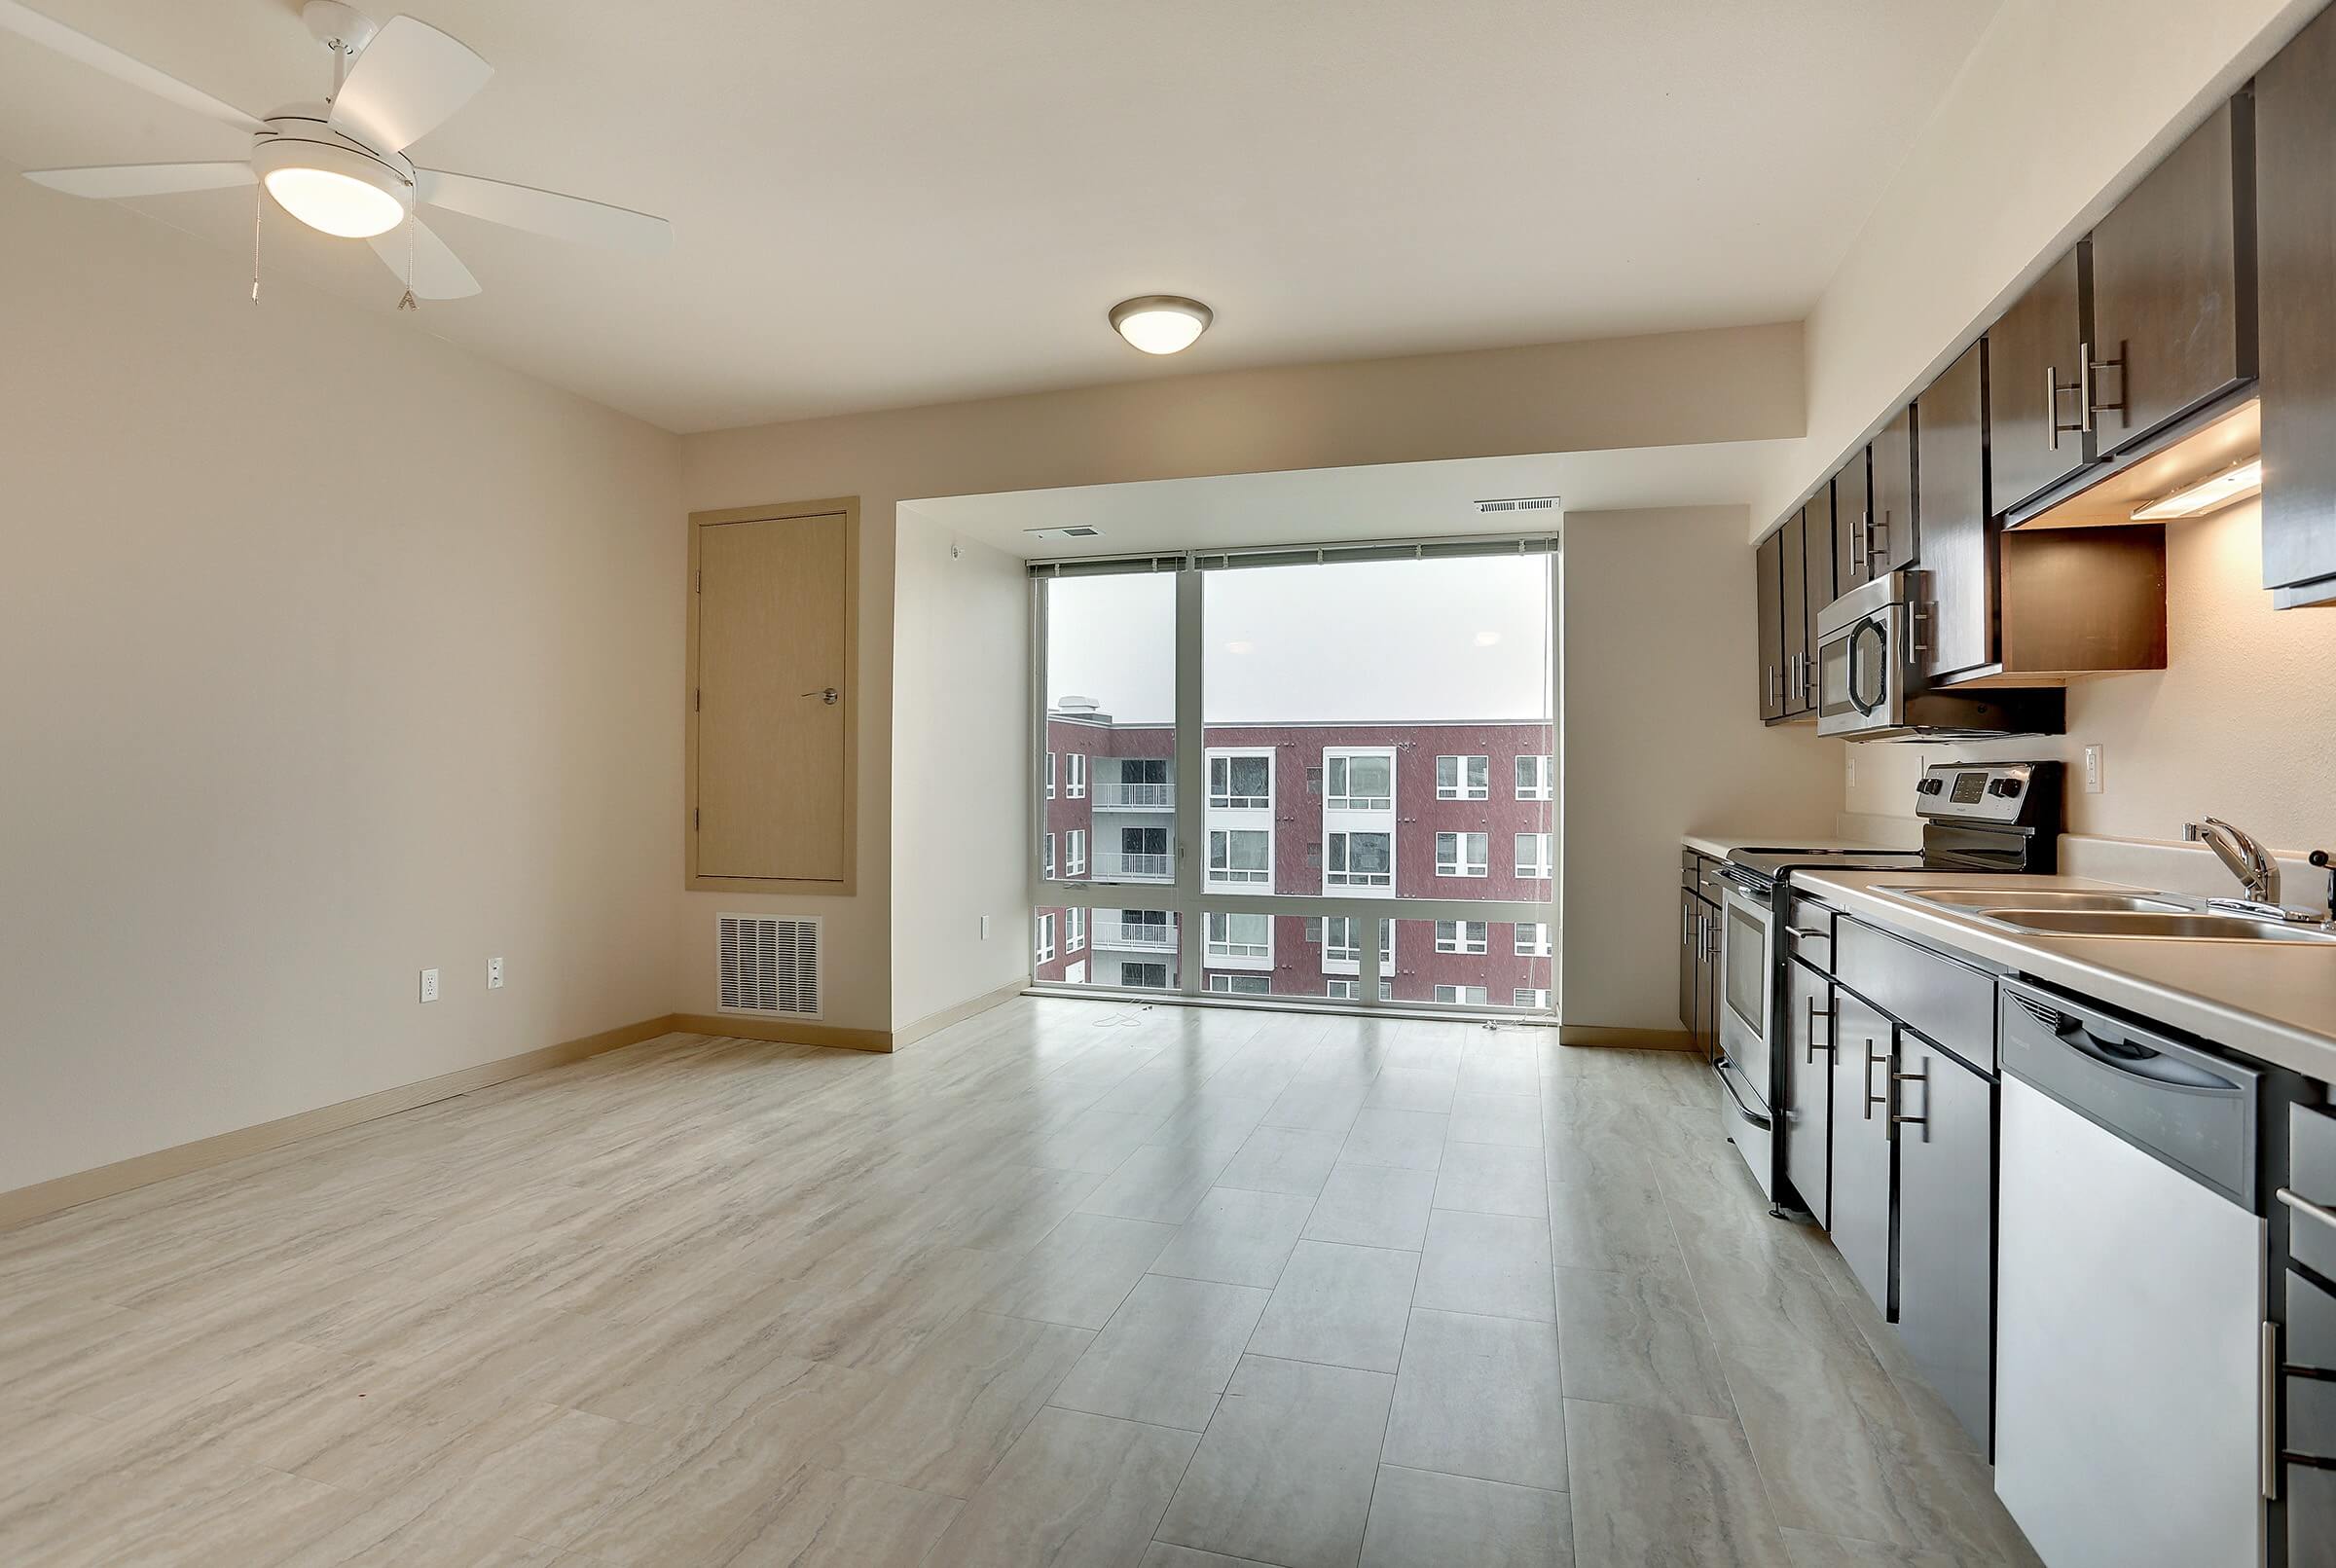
[693,506,852,886]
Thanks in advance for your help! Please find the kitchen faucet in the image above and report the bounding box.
[2185,818,2280,905]
[2183,818,2326,923]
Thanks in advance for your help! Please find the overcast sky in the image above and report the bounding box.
[1045,556,1552,725]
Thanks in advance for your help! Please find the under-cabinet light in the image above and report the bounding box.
[2132,458,2262,520]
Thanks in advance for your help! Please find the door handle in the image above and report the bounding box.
[2279,1186,2336,1238]
[1768,665,1781,708]
[1805,995,1832,1063]
[2083,339,2128,435]
[1862,1039,1886,1120]
[1850,510,1869,570]
[802,686,840,705]
[2046,362,2085,450]
[1889,1059,1929,1141]
[2263,1321,2281,1503]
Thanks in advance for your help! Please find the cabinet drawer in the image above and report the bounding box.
[2293,1101,2336,1281]
[1785,894,1837,973]
[2291,1264,2336,1461]
[1837,918,1996,1071]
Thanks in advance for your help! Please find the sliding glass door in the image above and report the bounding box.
[1031,536,1559,1017]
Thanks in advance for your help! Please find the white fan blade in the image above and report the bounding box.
[24,161,254,199]
[0,0,266,131]
[328,15,491,154]
[369,216,480,300]
[414,168,672,254]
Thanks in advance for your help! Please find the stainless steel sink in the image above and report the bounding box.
[1987,909,2336,943]
[1899,888,2192,915]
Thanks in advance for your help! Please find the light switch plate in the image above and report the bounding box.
[488,956,504,989]
[2083,745,2104,793]
[420,967,440,1003]
[979,915,991,940]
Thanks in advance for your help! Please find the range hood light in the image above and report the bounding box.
[2132,458,2263,521]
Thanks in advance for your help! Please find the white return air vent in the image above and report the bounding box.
[718,914,821,1017]
[1475,495,1560,516]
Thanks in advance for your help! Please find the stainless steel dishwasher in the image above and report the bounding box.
[1995,979,2268,1568]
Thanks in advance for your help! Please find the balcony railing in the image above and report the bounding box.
[1094,919,1178,948]
[1093,783,1175,809]
[1101,853,1172,879]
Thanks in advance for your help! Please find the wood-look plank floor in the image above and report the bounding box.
[0,999,2045,1567]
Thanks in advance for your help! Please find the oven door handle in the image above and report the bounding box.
[1714,1057,1774,1129]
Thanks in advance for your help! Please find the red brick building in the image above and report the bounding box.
[1033,706,1556,1007]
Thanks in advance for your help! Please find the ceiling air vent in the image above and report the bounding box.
[718,915,821,1017]
[1024,526,1103,541]
[1476,495,1561,516]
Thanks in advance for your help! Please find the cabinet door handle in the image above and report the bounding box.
[1850,510,1869,570]
[2263,1321,2281,1503]
[2082,339,2128,435]
[2279,1186,2336,1237]
[1889,1060,1929,1142]
[1806,995,1833,1063]
[2046,362,2084,450]
[1768,665,1782,708]
[1862,1039,1886,1120]
[1867,510,1888,566]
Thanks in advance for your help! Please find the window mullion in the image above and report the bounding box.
[1173,563,1204,997]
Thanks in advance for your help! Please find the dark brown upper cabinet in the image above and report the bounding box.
[1832,447,1873,593]
[1781,505,1810,712]
[1870,406,1917,577]
[2256,5,2336,608]
[1913,341,1995,680]
[1803,478,1837,669]
[1986,248,2089,515]
[2089,95,2256,461]
[1755,529,1786,721]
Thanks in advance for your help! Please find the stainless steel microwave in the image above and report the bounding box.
[1814,572,2063,741]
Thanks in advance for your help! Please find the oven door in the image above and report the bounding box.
[1715,873,1780,1199]
[1814,604,1902,738]
[1717,878,1776,1101]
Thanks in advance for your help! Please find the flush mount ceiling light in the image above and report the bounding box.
[2132,458,2263,520]
[1110,295,1213,354]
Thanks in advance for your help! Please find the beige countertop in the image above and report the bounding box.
[1796,869,2336,1084]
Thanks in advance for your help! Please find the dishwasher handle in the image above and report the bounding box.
[2012,992,2237,1092]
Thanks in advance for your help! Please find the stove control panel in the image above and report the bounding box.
[1914,761,2063,827]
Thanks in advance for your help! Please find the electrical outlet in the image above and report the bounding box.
[2083,745,2104,794]
[419,967,439,1003]
[488,956,504,990]
[979,914,991,940]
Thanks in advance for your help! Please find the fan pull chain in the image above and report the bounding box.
[250,184,263,304]
[397,192,418,311]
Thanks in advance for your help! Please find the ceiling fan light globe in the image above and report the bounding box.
[251,137,407,238]
[1109,296,1212,354]
[262,164,403,237]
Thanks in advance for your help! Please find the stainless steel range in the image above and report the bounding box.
[1713,761,2064,1207]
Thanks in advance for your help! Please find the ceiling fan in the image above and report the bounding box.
[0,0,672,299]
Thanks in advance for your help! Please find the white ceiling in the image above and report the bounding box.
[0,1,2004,433]
[906,443,1785,561]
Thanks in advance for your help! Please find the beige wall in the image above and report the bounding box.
[0,178,684,1194]
[1843,502,2336,862]
[1756,0,2323,529]
[889,513,1032,1032]
[678,322,1806,1032]
[1561,507,1843,1032]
